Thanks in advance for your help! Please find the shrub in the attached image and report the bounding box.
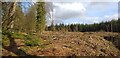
[2,31,41,47]
[24,36,41,46]
[24,35,32,40]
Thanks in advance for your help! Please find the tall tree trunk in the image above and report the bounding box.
[2,1,16,30]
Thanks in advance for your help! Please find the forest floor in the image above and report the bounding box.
[1,31,120,56]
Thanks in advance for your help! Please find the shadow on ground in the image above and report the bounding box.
[2,34,28,56]
[104,34,120,50]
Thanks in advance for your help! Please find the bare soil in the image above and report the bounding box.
[2,31,120,56]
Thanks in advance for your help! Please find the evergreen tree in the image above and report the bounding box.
[47,19,120,32]
[68,25,71,32]
[36,2,46,33]
[50,20,55,31]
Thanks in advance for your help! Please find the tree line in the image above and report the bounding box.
[2,2,120,34]
[2,2,46,34]
[47,19,120,32]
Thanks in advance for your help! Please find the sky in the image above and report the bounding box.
[46,2,118,26]
[18,0,120,26]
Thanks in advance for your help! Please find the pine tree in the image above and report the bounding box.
[36,2,46,33]
[50,20,55,31]
[68,25,71,32]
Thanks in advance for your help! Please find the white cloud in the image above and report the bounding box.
[46,1,118,25]
[91,0,120,2]
[44,0,120,2]
[104,14,118,20]
[54,2,86,19]
[46,2,86,26]
[81,13,118,24]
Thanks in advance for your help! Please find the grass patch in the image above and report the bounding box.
[2,31,42,47]
[24,35,32,40]
[11,33,26,39]
[24,38,41,46]
[24,35,41,46]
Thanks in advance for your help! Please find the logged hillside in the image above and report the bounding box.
[2,31,120,56]
[1,2,120,57]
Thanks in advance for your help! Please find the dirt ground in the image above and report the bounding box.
[2,31,120,56]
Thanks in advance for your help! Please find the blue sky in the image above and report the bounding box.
[21,2,33,14]
[48,2,118,25]
[20,0,119,26]
[85,3,117,17]
[62,2,118,25]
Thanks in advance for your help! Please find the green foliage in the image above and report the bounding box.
[47,19,120,32]
[50,20,55,31]
[36,2,46,33]
[2,2,47,34]
[12,3,25,32]
[2,35,10,46]
[11,33,26,39]
[24,38,41,46]
[2,30,41,47]
[24,35,41,46]
[2,30,13,36]
[3,30,26,39]
[24,35,32,40]
[25,5,36,34]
